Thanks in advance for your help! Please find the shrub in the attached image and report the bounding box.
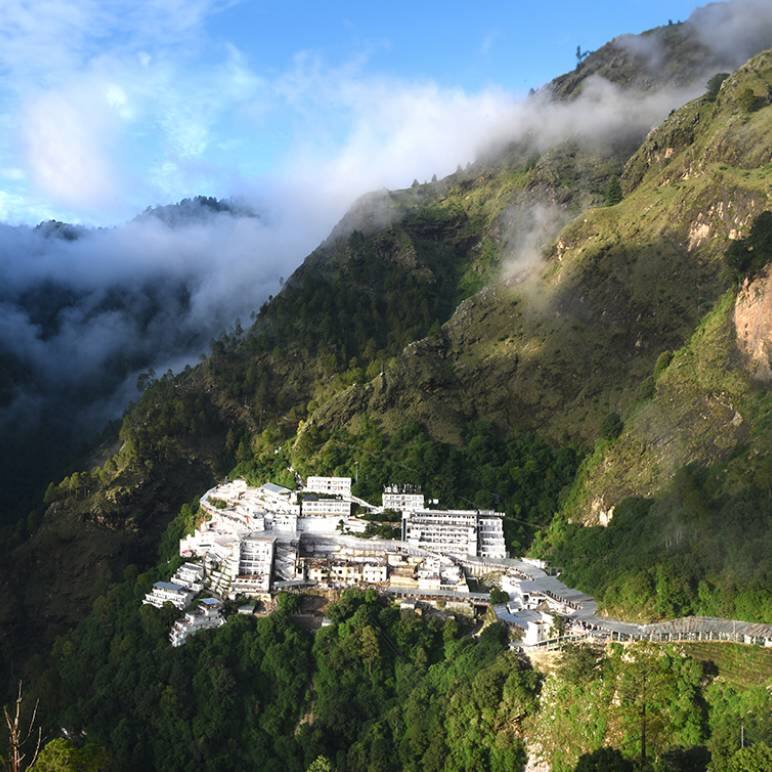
[726,210,772,279]
[705,72,729,102]
[653,350,673,380]
[489,588,510,605]
[601,412,624,440]
[605,177,623,206]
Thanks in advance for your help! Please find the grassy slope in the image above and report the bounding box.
[315,54,770,451]
[677,643,772,689]
[555,52,772,522]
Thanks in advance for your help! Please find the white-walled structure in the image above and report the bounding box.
[298,556,387,588]
[416,556,469,592]
[171,562,205,592]
[382,485,425,512]
[509,610,556,647]
[301,495,352,518]
[478,515,507,559]
[305,476,352,497]
[170,598,225,647]
[233,534,275,594]
[143,581,194,610]
[401,509,506,559]
[402,509,478,556]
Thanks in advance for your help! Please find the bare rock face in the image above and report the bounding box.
[734,265,772,382]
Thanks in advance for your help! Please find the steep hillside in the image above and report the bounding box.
[2,38,771,693]
[314,53,770,446]
[525,55,772,614]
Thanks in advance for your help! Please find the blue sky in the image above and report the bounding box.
[0,0,725,224]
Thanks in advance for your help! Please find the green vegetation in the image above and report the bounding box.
[680,642,772,689]
[726,210,772,280]
[489,588,510,605]
[737,86,762,113]
[604,176,623,206]
[600,412,623,440]
[705,72,729,102]
[3,34,772,772]
[237,420,579,554]
[23,571,770,771]
[539,454,772,622]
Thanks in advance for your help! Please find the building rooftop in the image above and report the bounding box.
[263,482,292,495]
[154,581,187,592]
[245,532,277,542]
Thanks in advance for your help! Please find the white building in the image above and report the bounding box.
[270,511,299,532]
[232,534,275,595]
[305,476,352,497]
[299,557,387,588]
[143,581,194,610]
[203,539,241,596]
[401,509,506,559]
[508,610,555,647]
[170,598,225,646]
[301,494,352,518]
[171,562,205,592]
[478,514,507,559]
[259,482,297,508]
[402,510,479,557]
[416,556,469,592]
[382,485,425,512]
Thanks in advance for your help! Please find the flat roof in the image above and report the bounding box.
[245,532,277,542]
[154,581,187,592]
[263,482,291,494]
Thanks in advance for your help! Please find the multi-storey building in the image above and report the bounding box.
[171,562,205,592]
[416,556,469,592]
[305,476,352,497]
[478,514,507,559]
[401,509,506,559]
[170,598,225,647]
[143,581,194,610]
[401,509,479,557]
[233,534,275,594]
[382,485,425,512]
[299,557,387,588]
[301,494,352,518]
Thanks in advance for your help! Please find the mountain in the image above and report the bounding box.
[0,196,266,528]
[1,13,770,736]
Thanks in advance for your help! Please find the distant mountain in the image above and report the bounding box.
[0,195,264,526]
[136,195,258,226]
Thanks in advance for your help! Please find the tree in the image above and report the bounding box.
[726,210,772,279]
[359,625,381,675]
[727,742,772,772]
[307,756,334,772]
[601,412,624,440]
[605,177,623,206]
[575,747,632,771]
[2,682,41,772]
[705,73,729,102]
[489,588,509,605]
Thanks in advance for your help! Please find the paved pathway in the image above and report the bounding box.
[463,556,772,647]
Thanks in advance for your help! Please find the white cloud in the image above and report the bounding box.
[22,87,118,209]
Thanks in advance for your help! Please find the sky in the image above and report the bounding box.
[0,0,710,226]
